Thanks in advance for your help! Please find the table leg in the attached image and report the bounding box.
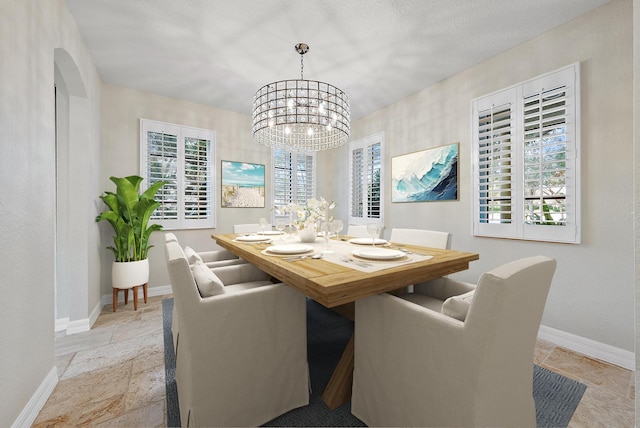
[321,334,354,409]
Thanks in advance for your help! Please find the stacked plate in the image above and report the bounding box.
[264,244,314,255]
[235,235,271,242]
[348,237,388,246]
[352,248,405,260]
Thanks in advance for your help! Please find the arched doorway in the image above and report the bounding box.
[53,48,89,333]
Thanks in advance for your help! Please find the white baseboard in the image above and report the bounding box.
[538,324,635,370]
[63,285,173,336]
[54,317,69,333]
[11,367,58,428]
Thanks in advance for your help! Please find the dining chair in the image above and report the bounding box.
[233,223,273,233]
[164,238,309,427]
[352,256,556,427]
[389,227,451,249]
[389,228,451,294]
[346,224,374,238]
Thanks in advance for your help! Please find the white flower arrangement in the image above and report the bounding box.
[277,197,335,230]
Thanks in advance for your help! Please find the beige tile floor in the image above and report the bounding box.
[34,295,634,427]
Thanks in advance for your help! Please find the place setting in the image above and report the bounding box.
[260,244,316,259]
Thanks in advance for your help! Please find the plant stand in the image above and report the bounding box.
[112,283,148,312]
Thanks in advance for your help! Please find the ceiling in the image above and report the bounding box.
[65,0,610,121]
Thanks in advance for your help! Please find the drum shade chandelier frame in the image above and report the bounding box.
[252,43,350,152]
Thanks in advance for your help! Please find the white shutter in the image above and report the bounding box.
[350,147,364,218]
[181,127,213,228]
[472,63,579,243]
[349,133,384,225]
[145,127,179,223]
[272,149,316,217]
[141,119,215,230]
[273,150,292,209]
[521,65,579,243]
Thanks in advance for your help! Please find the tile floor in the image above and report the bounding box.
[33,295,634,427]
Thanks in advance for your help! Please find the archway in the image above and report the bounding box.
[53,48,89,333]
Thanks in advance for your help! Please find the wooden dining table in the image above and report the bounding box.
[212,233,479,409]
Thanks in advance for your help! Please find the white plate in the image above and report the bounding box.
[257,231,284,235]
[266,244,314,255]
[352,248,405,260]
[235,235,271,242]
[348,237,388,245]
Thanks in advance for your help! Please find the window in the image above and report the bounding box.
[472,63,580,243]
[140,119,215,229]
[272,149,315,216]
[349,133,384,225]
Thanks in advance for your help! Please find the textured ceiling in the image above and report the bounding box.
[65,0,610,120]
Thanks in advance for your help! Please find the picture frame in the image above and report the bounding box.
[391,142,459,203]
[221,160,265,208]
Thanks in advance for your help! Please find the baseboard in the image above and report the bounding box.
[11,367,58,428]
[54,317,69,333]
[538,324,634,370]
[64,285,173,336]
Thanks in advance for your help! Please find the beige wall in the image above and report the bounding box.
[1,0,103,425]
[328,0,633,352]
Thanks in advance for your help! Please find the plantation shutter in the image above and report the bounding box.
[350,147,364,218]
[181,127,213,228]
[141,119,215,229]
[366,142,382,219]
[521,65,578,242]
[473,87,518,239]
[273,149,315,216]
[472,63,580,243]
[146,126,179,225]
[349,133,384,225]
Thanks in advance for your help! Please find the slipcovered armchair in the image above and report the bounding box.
[165,232,245,269]
[352,256,556,427]
[164,239,309,427]
[389,228,451,294]
[389,227,451,249]
[346,225,373,238]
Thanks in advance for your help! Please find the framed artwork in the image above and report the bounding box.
[221,160,265,208]
[391,142,459,203]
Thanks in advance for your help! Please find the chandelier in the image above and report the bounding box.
[252,43,350,151]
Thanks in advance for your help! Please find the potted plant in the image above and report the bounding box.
[96,175,166,294]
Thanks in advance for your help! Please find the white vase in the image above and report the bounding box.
[298,226,317,243]
[112,259,149,289]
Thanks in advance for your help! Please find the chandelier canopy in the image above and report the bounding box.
[252,43,350,152]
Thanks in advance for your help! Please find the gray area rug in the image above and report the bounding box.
[163,298,586,427]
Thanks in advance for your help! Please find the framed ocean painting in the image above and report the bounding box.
[221,161,265,208]
[391,143,459,203]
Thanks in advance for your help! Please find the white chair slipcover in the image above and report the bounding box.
[164,239,309,427]
[233,223,272,233]
[389,227,451,249]
[346,225,375,238]
[352,256,556,427]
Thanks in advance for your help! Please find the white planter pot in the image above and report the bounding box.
[112,259,149,289]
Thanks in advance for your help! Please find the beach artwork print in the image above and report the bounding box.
[221,161,265,208]
[391,143,459,203]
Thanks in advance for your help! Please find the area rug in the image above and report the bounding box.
[163,298,586,427]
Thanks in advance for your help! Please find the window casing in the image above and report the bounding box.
[472,64,580,243]
[349,133,384,225]
[272,149,316,218]
[140,119,215,230]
